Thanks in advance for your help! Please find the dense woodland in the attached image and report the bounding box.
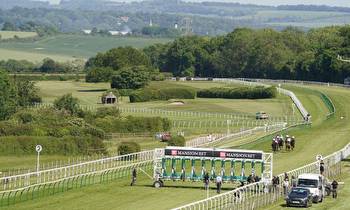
[84,26,350,84]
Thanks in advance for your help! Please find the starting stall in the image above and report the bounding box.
[153,147,272,188]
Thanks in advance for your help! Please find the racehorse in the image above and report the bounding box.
[271,139,278,152]
[285,137,292,151]
[291,136,295,150]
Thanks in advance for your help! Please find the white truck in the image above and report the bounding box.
[297,173,326,203]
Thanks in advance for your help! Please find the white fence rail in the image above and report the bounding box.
[213,78,310,120]
[236,78,350,89]
[172,119,299,129]
[0,150,154,191]
[173,142,350,210]
[186,123,287,148]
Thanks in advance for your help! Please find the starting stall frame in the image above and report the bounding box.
[153,146,273,188]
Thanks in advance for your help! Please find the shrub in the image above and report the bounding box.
[93,116,171,133]
[0,136,107,155]
[129,87,196,102]
[197,86,276,99]
[54,94,83,116]
[118,142,141,155]
[95,107,120,118]
[85,67,114,83]
[111,67,150,90]
[16,111,35,124]
[118,89,134,96]
[168,135,185,146]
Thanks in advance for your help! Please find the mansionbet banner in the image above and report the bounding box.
[164,148,262,160]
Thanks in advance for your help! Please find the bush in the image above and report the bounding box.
[85,67,114,83]
[129,87,196,102]
[111,66,150,89]
[118,89,134,96]
[95,107,120,118]
[0,136,107,155]
[54,94,83,116]
[93,116,171,133]
[16,111,35,124]
[118,142,141,155]
[168,135,185,146]
[197,86,276,99]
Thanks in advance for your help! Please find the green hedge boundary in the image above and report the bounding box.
[197,86,276,99]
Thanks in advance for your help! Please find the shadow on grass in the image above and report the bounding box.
[78,89,107,92]
[136,183,236,191]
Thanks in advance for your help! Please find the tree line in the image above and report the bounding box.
[85,25,350,84]
[142,26,350,83]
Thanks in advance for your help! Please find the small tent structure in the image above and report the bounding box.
[102,92,117,104]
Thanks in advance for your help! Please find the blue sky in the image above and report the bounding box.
[42,0,350,7]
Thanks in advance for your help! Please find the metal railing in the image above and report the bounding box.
[236,78,350,89]
[185,123,287,148]
[0,150,154,192]
[213,78,310,121]
[173,142,350,210]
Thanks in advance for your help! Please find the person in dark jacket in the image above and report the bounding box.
[331,180,338,198]
[204,172,210,190]
[320,161,325,175]
[130,168,137,186]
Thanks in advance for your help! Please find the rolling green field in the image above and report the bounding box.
[234,10,350,28]
[2,82,348,210]
[0,48,75,62]
[0,35,172,62]
[0,31,37,39]
[36,80,294,116]
[1,81,349,210]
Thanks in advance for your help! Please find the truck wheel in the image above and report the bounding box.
[154,181,162,188]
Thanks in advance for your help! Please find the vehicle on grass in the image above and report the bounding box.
[155,132,171,142]
[297,174,326,203]
[256,111,268,120]
[286,187,313,208]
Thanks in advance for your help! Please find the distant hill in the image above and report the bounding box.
[0,0,349,36]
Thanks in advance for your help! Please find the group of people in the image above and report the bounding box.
[271,134,295,152]
[271,172,339,199]
[204,172,223,194]
[272,172,297,195]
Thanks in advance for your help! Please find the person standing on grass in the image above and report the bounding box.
[291,175,297,188]
[283,173,289,196]
[216,175,222,194]
[331,180,338,198]
[204,172,210,190]
[320,160,325,175]
[130,168,137,186]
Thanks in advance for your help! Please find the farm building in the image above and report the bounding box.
[102,92,117,104]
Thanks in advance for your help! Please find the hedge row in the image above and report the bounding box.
[94,116,171,133]
[0,136,106,155]
[10,74,84,81]
[197,86,276,99]
[129,87,196,102]
[118,142,141,155]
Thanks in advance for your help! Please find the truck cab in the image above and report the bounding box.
[297,173,326,203]
[256,111,268,120]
